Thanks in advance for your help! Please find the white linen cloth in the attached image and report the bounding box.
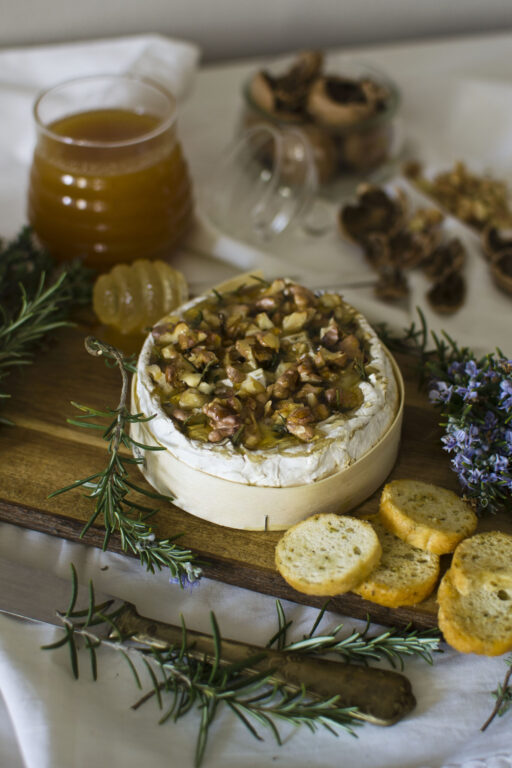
[0,33,512,768]
[1,523,512,768]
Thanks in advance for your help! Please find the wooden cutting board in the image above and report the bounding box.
[1,321,509,630]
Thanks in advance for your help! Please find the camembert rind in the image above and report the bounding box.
[136,279,399,488]
[131,357,403,530]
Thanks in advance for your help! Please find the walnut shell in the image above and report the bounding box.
[490,250,512,296]
[422,238,466,281]
[338,184,407,244]
[249,51,324,121]
[482,225,512,262]
[249,71,275,114]
[249,71,304,122]
[307,76,376,127]
[390,230,427,270]
[427,270,466,314]
[374,267,409,302]
[285,50,324,88]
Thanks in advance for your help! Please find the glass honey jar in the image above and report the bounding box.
[28,75,194,271]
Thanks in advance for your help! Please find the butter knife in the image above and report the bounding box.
[0,557,415,725]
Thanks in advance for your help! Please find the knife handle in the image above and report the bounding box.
[113,602,415,726]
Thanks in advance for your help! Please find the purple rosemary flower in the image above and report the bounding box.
[429,381,453,404]
[428,350,511,514]
[455,381,481,402]
[499,379,512,410]
[465,360,480,378]
[483,410,498,431]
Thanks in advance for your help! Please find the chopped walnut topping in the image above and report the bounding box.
[226,365,245,384]
[255,312,274,330]
[288,283,317,309]
[170,407,189,422]
[297,383,322,408]
[297,357,323,383]
[255,295,279,312]
[255,330,280,350]
[164,356,193,387]
[283,405,316,442]
[148,278,371,449]
[235,337,258,368]
[168,322,207,350]
[320,317,340,348]
[282,310,309,333]
[272,366,299,399]
[179,389,209,409]
[187,347,218,370]
[203,397,242,442]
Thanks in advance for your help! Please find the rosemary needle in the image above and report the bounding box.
[0,227,93,423]
[49,337,202,584]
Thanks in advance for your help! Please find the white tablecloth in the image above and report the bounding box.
[1,32,512,768]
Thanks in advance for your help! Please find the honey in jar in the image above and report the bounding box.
[28,75,194,270]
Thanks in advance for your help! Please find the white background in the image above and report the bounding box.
[2,0,512,61]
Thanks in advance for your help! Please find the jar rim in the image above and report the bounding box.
[33,74,177,148]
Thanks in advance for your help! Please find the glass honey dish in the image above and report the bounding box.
[28,75,194,270]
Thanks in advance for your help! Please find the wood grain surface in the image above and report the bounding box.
[1,322,509,630]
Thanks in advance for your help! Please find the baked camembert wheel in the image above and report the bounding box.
[133,274,403,529]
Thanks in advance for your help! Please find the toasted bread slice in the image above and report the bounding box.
[437,569,512,656]
[353,516,440,607]
[275,513,381,596]
[451,531,512,595]
[379,479,478,554]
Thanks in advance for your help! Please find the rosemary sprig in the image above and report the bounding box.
[375,308,512,514]
[268,600,441,670]
[49,337,202,584]
[481,655,512,731]
[0,226,55,308]
[44,566,363,767]
[0,230,93,423]
[0,273,69,395]
[373,307,430,362]
[0,227,93,423]
[44,569,443,765]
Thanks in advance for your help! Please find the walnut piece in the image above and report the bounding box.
[149,279,371,449]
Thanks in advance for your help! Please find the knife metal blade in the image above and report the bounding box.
[0,557,415,725]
